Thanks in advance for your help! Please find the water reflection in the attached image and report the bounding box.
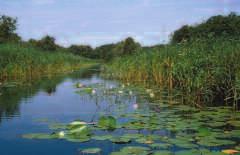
[0,68,101,122]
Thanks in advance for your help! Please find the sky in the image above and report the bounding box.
[0,0,240,47]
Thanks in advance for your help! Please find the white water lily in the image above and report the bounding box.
[77,83,84,88]
[70,121,87,126]
[133,103,139,109]
[58,131,65,138]
[92,89,96,94]
[122,84,125,88]
[146,89,152,93]
[129,91,133,95]
[118,90,123,94]
[150,93,155,98]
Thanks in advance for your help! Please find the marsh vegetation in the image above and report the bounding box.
[0,12,240,155]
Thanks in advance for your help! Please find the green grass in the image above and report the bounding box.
[104,38,240,107]
[0,43,97,81]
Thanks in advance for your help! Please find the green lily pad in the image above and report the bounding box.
[92,135,113,141]
[68,125,91,135]
[175,149,202,155]
[22,133,58,139]
[120,146,150,155]
[197,138,236,147]
[65,134,91,143]
[81,148,101,154]
[150,143,172,149]
[153,151,173,155]
[110,136,131,144]
[98,116,117,130]
[49,123,66,130]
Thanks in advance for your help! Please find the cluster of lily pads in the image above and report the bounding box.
[22,82,240,155]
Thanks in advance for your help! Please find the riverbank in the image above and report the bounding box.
[104,38,240,107]
[0,43,99,82]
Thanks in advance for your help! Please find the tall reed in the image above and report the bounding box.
[0,43,96,81]
[104,38,240,107]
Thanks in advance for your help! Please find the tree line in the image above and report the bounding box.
[1,12,240,61]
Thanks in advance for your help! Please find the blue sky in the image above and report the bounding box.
[0,0,240,47]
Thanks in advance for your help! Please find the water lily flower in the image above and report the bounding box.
[129,91,133,95]
[133,103,139,109]
[76,83,85,88]
[122,84,125,88]
[146,89,152,93]
[92,89,96,94]
[145,140,154,144]
[118,90,123,94]
[70,121,87,126]
[58,131,65,138]
[150,93,155,98]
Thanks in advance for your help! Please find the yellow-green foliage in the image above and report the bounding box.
[0,43,95,81]
[105,38,240,106]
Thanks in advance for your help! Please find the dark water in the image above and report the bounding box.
[0,69,240,155]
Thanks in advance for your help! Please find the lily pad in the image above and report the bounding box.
[22,133,58,139]
[120,146,150,155]
[153,151,173,155]
[98,116,117,130]
[110,136,131,144]
[150,143,172,149]
[92,135,113,141]
[81,148,101,154]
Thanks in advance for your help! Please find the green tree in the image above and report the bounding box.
[69,45,93,58]
[37,35,57,51]
[171,12,240,43]
[0,15,21,43]
[171,25,193,43]
[123,37,139,55]
[95,44,115,61]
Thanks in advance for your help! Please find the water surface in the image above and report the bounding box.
[0,69,240,155]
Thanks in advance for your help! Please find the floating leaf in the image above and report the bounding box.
[81,148,101,154]
[222,149,239,154]
[98,116,116,130]
[110,136,131,144]
[22,133,57,139]
[150,143,172,149]
[153,151,173,155]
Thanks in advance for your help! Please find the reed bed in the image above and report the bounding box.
[104,38,240,107]
[0,43,96,81]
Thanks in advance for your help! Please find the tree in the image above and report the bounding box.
[69,45,93,58]
[171,12,240,43]
[0,15,21,43]
[37,35,57,51]
[94,44,115,61]
[123,37,139,55]
[171,25,193,43]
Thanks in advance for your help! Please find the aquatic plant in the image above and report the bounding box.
[104,38,240,107]
[0,43,97,82]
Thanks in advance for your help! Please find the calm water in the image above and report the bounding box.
[0,70,139,155]
[0,69,240,155]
